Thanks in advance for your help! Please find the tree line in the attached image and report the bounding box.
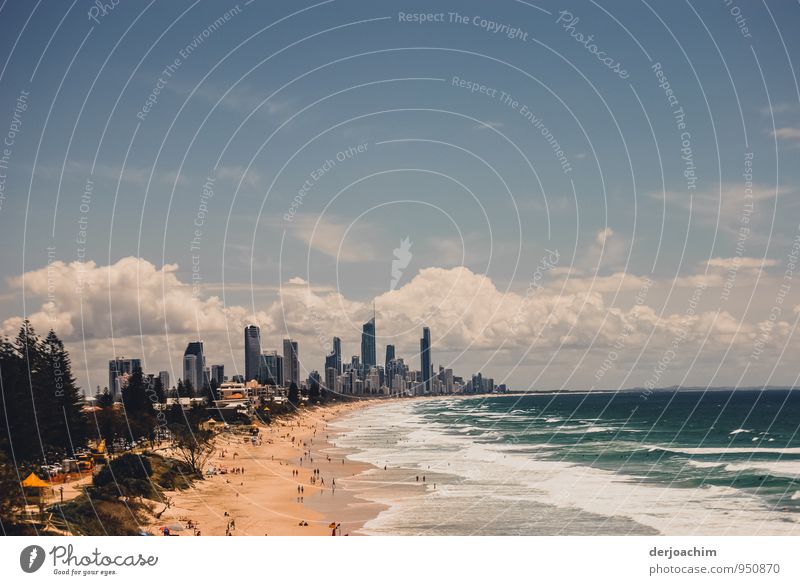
[0,321,87,463]
[0,320,210,465]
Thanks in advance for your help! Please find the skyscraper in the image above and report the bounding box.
[183,354,198,390]
[258,351,284,386]
[108,357,141,401]
[385,344,395,368]
[324,366,336,393]
[325,336,342,375]
[158,370,170,391]
[332,336,342,374]
[183,341,206,391]
[283,338,299,386]
[244,325,261,382]
[361,316,376,368]
[420,327,432,394]
[211,364,225,385]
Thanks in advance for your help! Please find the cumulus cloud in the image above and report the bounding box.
[3,256,799,391]
[574,227,630,274]
[1,257,266,341]
[705,257,778,270]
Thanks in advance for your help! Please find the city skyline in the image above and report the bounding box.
[106,316,500,398]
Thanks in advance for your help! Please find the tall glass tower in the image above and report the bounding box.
[385,344,395,368]
[361,316,376,369]
[283,338,299,386]
[244,325,261,382]
[420,327,432,394]
[332,336,342,374]
[183,341,206,391]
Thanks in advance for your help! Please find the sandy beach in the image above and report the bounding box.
[149,399,389,536]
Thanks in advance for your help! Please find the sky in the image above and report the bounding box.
[0,0,799,392]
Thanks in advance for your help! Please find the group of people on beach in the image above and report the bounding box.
[164,406,362,536]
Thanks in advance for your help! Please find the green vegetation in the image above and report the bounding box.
[50,452,198,536]
[0,321,88,462]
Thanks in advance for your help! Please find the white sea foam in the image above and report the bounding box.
[723,462,800,479]
[686,460,725,469]
[729,428,752,435]
[644,445,800,455]
[334,402,800,536]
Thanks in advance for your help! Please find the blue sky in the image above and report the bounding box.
[0,0,799,391]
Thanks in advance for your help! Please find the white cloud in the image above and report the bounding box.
[4,255,800,391]
[705,257,778,270]
[1,257,266,341]
[772,127,800,141]
[573,227,629,274]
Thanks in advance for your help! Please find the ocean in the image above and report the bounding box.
[331,390,800,535]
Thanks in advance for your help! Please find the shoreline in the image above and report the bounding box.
[149,398,393,536]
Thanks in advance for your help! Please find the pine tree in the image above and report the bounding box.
[152,377,165,403]
[11,321,53,461]
[44,330,88,452]
[0,335,23,457]
[121,367,156,443]
[0,324,90,463]
[91,388,122,451]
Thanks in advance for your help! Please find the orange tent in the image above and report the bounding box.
[21,472,50,488]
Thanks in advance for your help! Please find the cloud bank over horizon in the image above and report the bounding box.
[4,249,799,392]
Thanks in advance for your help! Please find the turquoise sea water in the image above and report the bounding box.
[332,390,800,535]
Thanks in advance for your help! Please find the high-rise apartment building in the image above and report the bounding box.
[259,351,284,386]
[361,317,376,368]
[183,341,206,390]
[244,325,261,382]
[283,338,299,386]
[420,327,432,393]
[385,344,395,368]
